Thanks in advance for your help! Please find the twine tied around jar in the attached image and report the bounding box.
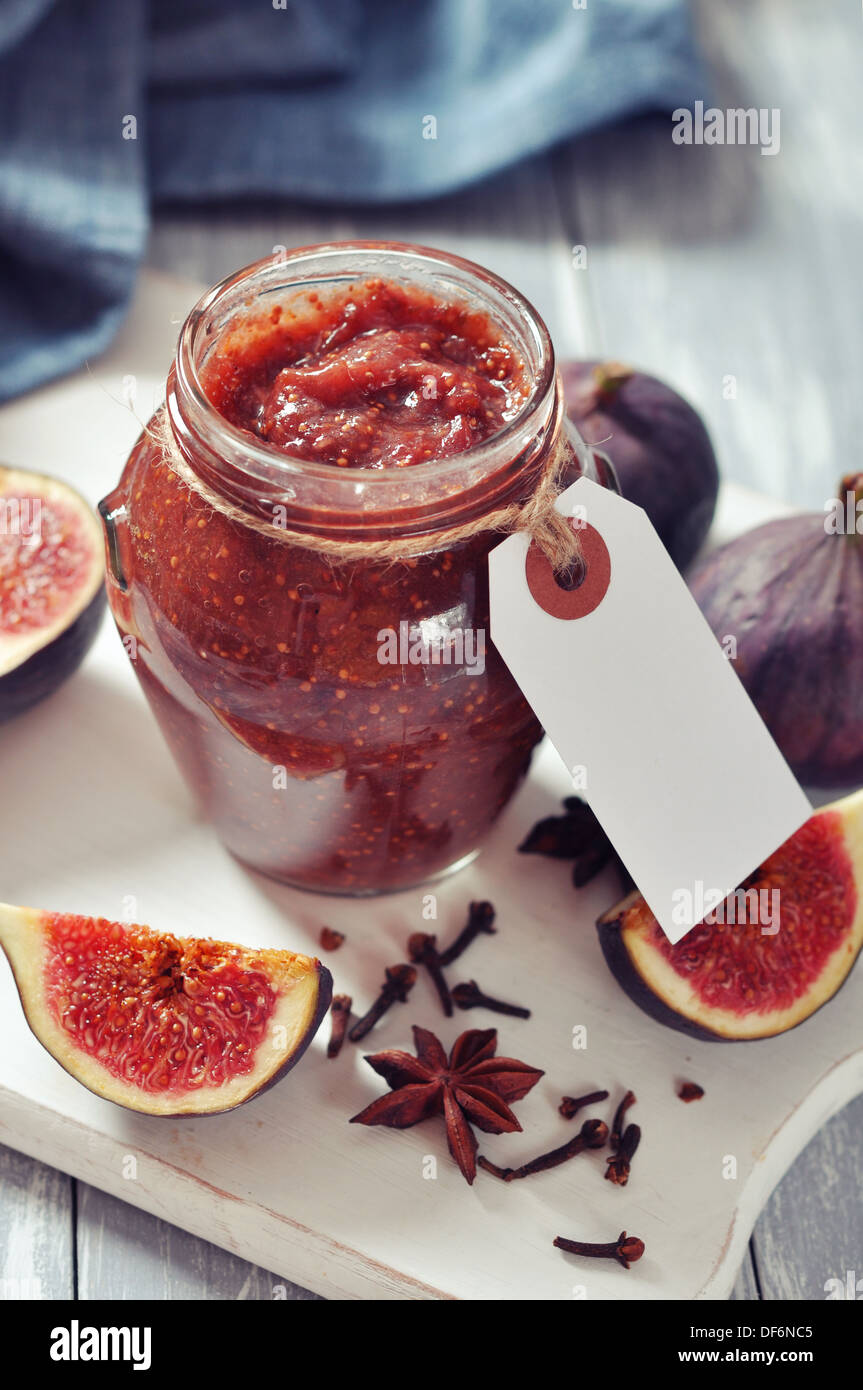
[148,391,584,574]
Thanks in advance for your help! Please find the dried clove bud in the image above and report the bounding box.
[553,1230,645,1270]
[348,964,417,1043]
[407,932,452,1016]
[327,995,352,1059]
[559,1088,610,1119]
[478,1117,608,1182]
[609,1089,636,1150]
[605,1123,641,1186]
[451,980,530,1018]
[437,901,497,965]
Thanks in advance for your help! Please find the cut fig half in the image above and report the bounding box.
[0,465,105,723]
[0,905,333,1114]
[597,791,863,1041]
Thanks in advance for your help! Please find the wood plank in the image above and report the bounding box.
[0,1141,74,1299]
[76,1183,320,1301]
[750,1096,863,1301]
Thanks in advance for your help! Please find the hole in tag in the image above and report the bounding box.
[525,522,611,620]
[554,554,587,592]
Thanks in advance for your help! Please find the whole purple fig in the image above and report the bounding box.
[562,361,719,570]
[689,475,863,789]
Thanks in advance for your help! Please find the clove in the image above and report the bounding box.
[327,995,352,1059]
[437,900,497,965]
[407,932,452,1016]
[348,964,416,1043]
[605,1123,641,1187]
[478,1117,608,1182]
[559,1088,610,1120]
[451,980,530,1019]
[553,1230,645,1270]
[609,1088,636,1150]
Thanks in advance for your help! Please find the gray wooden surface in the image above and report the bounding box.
[2,0,861,1300]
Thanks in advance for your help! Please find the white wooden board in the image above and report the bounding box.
[0,272,860,1301]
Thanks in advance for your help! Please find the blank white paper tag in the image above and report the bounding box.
[489,478,811,944]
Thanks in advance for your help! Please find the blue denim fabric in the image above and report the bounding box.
[0,0,704,401]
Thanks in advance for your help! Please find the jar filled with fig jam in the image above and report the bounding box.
[101,243,609,894]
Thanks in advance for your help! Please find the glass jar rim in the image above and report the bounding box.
[167,240,587,540]
[175,241,555,485]
[179,239,560,455]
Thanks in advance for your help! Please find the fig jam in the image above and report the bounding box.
[203,277,530,468]
[103,245,596,894]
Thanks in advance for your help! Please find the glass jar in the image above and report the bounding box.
[100,243,608,895]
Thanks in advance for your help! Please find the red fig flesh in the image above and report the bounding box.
[690,481,863,788]
[0,904,332,1114]
[597,791,863,1041]
[0,465,104,722]
[561,361,719,570]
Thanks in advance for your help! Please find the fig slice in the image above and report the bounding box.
[0,465,105,723]
[597,791,863,1041]
[0,904,333,1114]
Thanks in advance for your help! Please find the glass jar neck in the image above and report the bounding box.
[167,242,587,542]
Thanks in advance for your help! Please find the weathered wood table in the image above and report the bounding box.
[1,0,860,1299]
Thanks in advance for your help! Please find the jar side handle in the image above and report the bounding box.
[98,493,130,592]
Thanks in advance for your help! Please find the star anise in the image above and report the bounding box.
[519,795,634,894]
[349,1026,544,1184]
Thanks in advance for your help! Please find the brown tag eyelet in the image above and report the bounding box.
[525,521,611,620]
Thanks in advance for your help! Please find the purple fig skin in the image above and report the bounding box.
[596,905,860,1043]
[689,512,863,789]
[0,588,105,725]
[561,361,719,571]
[597,910,738,1042]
